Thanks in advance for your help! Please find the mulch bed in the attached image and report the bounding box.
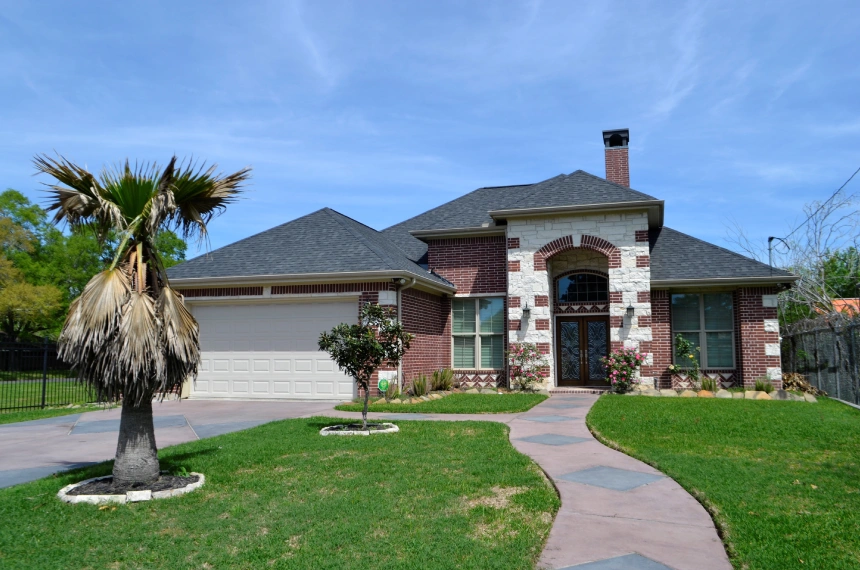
[66,475,199,496]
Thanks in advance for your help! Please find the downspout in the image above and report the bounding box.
[397,278,417,391]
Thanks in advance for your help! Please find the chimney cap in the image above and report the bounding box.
[602,129,629,148]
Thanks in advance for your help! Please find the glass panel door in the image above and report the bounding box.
[559,320,581,384]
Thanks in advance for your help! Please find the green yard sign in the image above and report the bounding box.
[378,378,390,392]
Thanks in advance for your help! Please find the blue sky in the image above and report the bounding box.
[1,1,858,258]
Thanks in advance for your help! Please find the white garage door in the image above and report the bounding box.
[191,301,356,400]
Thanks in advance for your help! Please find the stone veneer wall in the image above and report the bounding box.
[506,213,654,388]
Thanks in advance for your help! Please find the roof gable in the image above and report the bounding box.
[167,208,451,286]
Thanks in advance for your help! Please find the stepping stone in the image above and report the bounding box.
[522,415,575,423]
[557,466,664,491]
[517,434,589,446]
[381,414,432,420]
[560,552,673,569]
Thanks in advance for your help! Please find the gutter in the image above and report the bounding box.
[489,200,664,228]
[168,269,455,295]
[650,275,798,289]
[409,226,506,240]
[396,278,417,391]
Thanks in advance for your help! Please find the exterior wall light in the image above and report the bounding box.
[626,305,635,319]
[522,304,531,319]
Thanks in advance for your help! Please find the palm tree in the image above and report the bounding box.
[35,155,250,487]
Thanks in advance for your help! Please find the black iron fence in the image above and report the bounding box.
[0,340,97,412]
[781,319,860,405]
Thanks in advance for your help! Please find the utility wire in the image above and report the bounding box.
[782,164,860,240]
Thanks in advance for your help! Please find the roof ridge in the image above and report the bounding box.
[322,208,399,271]
[503,173,570,209]
[659,226,791,275]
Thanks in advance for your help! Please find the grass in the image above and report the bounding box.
[0,404,113,425]
[0,379,97,412]
[334,393,548,414]
[0,417,559,569]
[587,396,860,570]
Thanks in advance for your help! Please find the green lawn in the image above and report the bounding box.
[587,396,860,570]
[335,393,548,414]
[0,417,558,570]
[0,379,97,413]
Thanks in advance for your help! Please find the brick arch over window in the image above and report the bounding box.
[533,235,621,271]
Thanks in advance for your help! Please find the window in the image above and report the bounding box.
[671,293,735,368]
[452,297,504,369]
[556,273,608,304]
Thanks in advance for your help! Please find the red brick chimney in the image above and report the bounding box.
[602,129,630,187]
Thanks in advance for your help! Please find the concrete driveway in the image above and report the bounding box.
[0,399,338,488]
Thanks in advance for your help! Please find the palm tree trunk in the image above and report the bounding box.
[113,396,160,486]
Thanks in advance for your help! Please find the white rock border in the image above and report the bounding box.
[320,422,400,436]
[57,472,205,505]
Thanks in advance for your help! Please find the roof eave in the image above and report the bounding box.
[650,275,798,289]
[169,269,456,294]
[489,200,664,228]
[409,226,507,240]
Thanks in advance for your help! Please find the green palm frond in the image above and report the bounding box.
[169,159,251,242]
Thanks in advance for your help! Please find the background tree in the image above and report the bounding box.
[36,155,250,487]
[0,189,188,338]
[319,303,412,429]
[0,282,62,340]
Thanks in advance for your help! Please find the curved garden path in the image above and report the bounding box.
[333,394,731,570]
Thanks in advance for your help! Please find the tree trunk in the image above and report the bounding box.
[113,396,160,486]
[361,382,370,430]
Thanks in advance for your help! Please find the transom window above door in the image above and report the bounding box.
[452,297,504,369]
[556,272,609,304]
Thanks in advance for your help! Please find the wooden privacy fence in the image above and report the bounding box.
[781,318,860,406]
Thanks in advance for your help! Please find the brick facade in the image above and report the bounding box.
[644,290,672,388]
[427,236,507,294]
[738,287,782,388]
[604,147,630,187]
[400,288,451,384]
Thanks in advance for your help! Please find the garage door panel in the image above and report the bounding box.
[192,301,356,400]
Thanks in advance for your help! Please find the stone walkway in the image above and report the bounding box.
[332,395,731,570]
[2,396,732,569]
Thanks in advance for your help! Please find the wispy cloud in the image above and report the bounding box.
[649,4,704,118]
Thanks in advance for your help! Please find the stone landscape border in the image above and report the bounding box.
[626,387,817,402]
[320,422,399,436]
[57,473,205,505]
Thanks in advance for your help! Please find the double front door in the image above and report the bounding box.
[555,316,610,386]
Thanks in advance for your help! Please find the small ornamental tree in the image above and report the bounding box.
[670,334,701,386]
[508,342,548,391]
[601,347,646,393]
[319,303,412,429]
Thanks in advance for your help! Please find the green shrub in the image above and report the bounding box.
[431,368,454,391]
[411,374,428,397]
[754,377,774,393]
[701,376,718,392]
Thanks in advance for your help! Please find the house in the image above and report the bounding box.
[168,129,796,399]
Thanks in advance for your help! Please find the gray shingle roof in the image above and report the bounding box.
[383,170,658,262]
[167,208,453,287]
[649,227,794,282]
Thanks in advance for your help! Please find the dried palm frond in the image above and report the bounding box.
[157,286,199,394]
[115,291,165,405]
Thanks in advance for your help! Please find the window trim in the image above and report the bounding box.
[671,293,736,369]
[451,296,505,370]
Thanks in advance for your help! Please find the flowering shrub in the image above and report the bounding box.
[670,334,701,385]
[601,347,646,393]
[508,343,549,391]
